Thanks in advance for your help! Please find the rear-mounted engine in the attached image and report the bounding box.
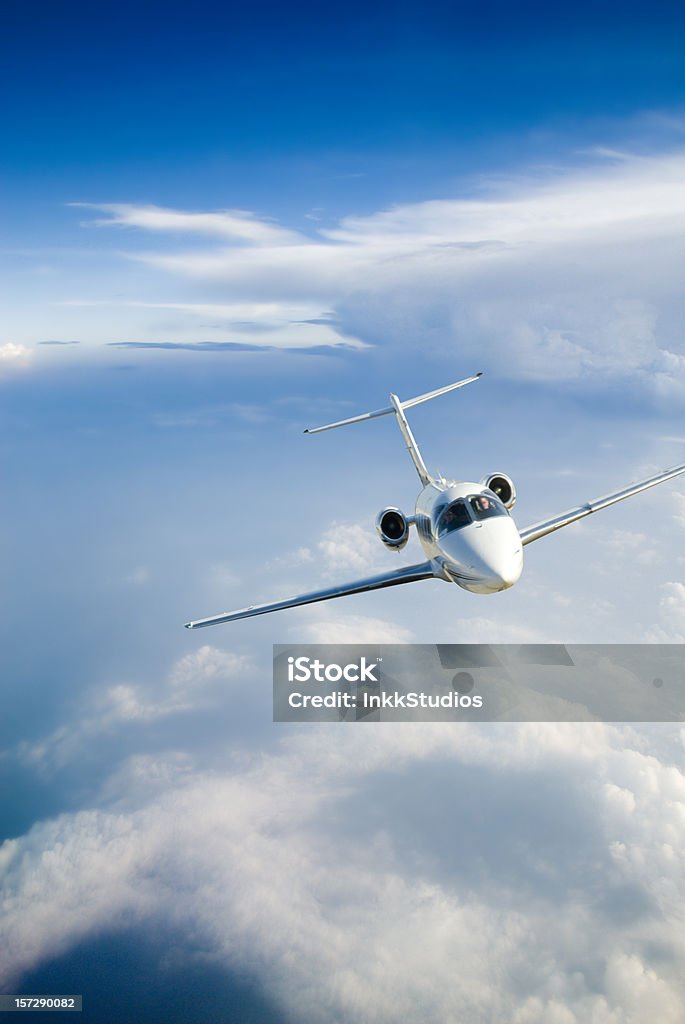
[375,507,410,549]
[481,473,516,510]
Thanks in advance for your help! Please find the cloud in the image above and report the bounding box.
[672,492,685,528]
[204,562,242,590]
[294,611,414,643]
[606,529,660,567]
[323,152,685,248]
[646,582,685,641]
[63,297,366,352]
[74,150,685,386]
[0,343,31,373]
[99,645,251,722]
[71,299,332,325]
[2,723,685,1021]
[106,332,364,352]
[123,566,150,586]
[316,522,387,577]
[71,203,303,246]
[167,645,247,692]
[434,615,546,644]
[15,646,253,769]
[292,520,425,582]
[267,519,419,580]
[266,546,315,571]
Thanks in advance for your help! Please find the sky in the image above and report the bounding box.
[3,1,685,1020]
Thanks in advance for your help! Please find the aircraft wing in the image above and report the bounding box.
[519,463,685,546]
[185,561,436,628]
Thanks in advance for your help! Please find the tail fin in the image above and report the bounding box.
[304,372,482,484]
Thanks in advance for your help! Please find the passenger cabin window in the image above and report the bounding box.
[469,493,507,521]
[436,500,471,536]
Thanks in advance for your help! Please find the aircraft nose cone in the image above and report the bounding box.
[482,551,523,591]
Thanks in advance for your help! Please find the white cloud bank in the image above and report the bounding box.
[2,723,685,1022]
[75,149,685,385]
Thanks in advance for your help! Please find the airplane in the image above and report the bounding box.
[185,373,685,629]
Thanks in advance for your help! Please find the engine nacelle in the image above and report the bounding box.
[375,507,410,550]
[481,472,517,510]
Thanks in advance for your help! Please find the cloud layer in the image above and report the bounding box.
[2,722,685,1022]
[63,149,685,388]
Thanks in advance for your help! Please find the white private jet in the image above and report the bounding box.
[185,373,685,628]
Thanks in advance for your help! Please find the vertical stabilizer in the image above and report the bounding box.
[389,393,431,484]
[303,373,482,484]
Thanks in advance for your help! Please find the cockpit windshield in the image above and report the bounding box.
[436,493,508,536]
[436,500,471,536]
[469,493,507,521]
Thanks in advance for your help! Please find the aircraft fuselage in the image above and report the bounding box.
[414,480,523,594]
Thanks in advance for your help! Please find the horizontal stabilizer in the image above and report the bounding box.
[402,374,483,410]
[304,373,482,434]
[304,403,394,434]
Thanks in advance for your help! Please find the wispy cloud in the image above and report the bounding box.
[76,149,685,384]
[70,203,303,246]
[62,298,366,351]
[37,339,81,346]
[106,333,364,352]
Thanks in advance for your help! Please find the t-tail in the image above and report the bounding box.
[304,372,482,485]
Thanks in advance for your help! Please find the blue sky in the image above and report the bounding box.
[3,2,685,1021]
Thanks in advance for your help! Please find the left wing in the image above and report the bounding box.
[519,463,685,546]
[185,560,436,628]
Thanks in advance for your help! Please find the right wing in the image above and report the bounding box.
[185,561,436,628]
[519,463,685,546]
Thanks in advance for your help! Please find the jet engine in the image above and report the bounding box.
[375,507,410,550]
[481,472,517,510]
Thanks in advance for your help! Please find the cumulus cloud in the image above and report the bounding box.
[294,611,414,643]
[316,521,388,577]
[268,520,419,581]
[0,342,31,373]
[16,646,253,769]
[606,529,661,567]
[7,143,685,1024]
[100,645,251,722]
[646,582,685,641]
[167,645,248,692]
[2,723,685,1022]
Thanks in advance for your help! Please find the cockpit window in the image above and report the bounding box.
[436,493,508,537]
[437,499,472,536]
[469,493,507,521]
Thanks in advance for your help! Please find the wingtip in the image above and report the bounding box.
[184,622,195,630]
[477,371,483,377]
